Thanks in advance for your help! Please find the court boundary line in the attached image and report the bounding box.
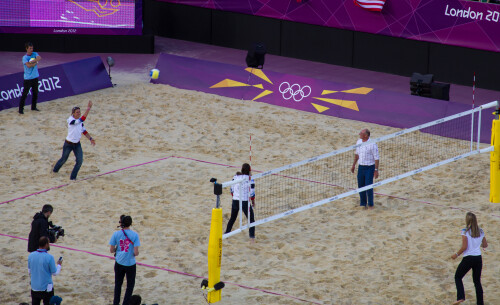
[2,155,497,304]
[1,155,499,220]
[0,156,174,205]
[172,156,500,220]
[2,233,322,304]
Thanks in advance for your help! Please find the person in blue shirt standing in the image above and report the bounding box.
[109,215,141,305]
[28,236,62,305]
[19,42,42,114]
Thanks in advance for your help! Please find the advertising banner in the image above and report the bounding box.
[0,0,142,35]
[0,56,112,111]
[152,53,493,143]
[160,0,500,52]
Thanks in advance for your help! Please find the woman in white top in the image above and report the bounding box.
[225,163,256,241]
[451,212,488,305]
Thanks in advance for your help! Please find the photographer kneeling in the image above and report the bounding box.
[28,205,64,253]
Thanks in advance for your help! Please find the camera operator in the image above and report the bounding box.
[28,236,62,305]
[28,205,57,253]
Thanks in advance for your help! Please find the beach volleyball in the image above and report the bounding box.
[150,68,160,80]
[29,58,36,63]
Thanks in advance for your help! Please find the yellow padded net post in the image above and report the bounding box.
[491,111,500,203]
[207,207,223,303]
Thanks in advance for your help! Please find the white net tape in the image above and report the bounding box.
[221,101,498,239]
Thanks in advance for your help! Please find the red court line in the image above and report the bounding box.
[2,155,499,221]
[2,156,496,303]
[0,183,71,206]
[0,156,174,206]
[1,233,322,304]
[178,157,500,220]
[173,156,239,168]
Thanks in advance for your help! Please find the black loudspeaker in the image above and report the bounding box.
[410,72,433,98]
[431,82,450,101]
[246,43,266,69]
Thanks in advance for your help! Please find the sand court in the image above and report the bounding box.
[0,82,499,304]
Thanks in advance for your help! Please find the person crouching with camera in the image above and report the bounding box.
[109,215,141,305]
[28,205,59,253]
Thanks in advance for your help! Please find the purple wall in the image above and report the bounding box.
[0,56,112,111]
[160,0,500,52]
[152,53,495,143]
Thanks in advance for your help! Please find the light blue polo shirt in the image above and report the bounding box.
[109,229,141,266]
[23,51,39,80]
[28,249,57,291]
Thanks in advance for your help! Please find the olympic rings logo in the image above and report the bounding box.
[279,82,311,102]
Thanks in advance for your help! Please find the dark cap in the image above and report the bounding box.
[120,215,132,228]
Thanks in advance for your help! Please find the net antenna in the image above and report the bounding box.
[249,134,252,170]
[220,100,499,239]
[249,134,255,219]
[471,72,476,151]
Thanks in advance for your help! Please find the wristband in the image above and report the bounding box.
[455,252,459,257]
[375,169,379,171]
[90,137,93,141]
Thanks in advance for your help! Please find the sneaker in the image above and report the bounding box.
[31,108,40,111]
[19,110,24,114]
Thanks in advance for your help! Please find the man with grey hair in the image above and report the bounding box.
[351,129,379,209]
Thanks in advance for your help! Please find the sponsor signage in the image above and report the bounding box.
[0,0,142,35]
[152,53,493,143]
[160,0,500,52]
[0,56,112,111]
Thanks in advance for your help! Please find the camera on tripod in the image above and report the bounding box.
[48,221,65,240]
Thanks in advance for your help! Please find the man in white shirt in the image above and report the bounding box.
[53,101,96,180]
[351,129,379,209]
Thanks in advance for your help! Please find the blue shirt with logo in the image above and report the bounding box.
[28,249,57,291]
[23,51,39,80]
[109,229,141,266]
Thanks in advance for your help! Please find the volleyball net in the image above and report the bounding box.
[204,100,499,303]
[220,100,499,238]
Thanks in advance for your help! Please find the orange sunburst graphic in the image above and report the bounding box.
[210,69,373,113]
